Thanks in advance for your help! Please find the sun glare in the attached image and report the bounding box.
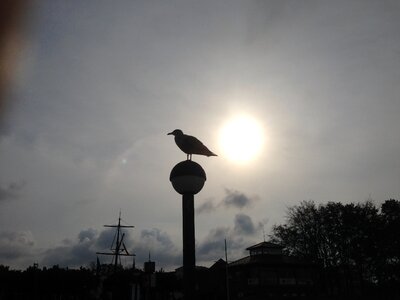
[219,115,265,164]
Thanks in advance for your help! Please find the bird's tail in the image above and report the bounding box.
[207,151,218,157]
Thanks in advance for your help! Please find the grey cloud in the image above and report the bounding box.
[196,200,216,215]
[96,227,135,251]
[42,228,99,268]
[234,213,256,235]
[197,213,263,264]
[0,181,25,201]
[42,243,93,268]
[135,228,181,269]
[222,189,256,209]
[0,231,35,262]
[95,228,117,250]
[41,227,134,268]
[197,225,249,264]
[78,228,97,242]
[197,227,230,259]
[40,227,180,270]
[140,228,174,249]
[8,216,261,270]
[196,191,258,216]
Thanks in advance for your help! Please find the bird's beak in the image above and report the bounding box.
[167,132,173,135]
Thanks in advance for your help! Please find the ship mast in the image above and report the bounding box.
[96,211,135,272]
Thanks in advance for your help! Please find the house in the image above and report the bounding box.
[228,241,317,299]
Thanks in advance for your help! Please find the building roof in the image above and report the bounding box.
[228,255,312,267]
[209,258,226,271]
[246,241,283,251]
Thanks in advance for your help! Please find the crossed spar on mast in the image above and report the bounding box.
[96,212,135,270]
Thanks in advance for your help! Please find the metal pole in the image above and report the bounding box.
[225,239,230,300]
[182,193,195,300]
[114,214,121,272]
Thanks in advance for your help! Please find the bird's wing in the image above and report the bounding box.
[175,134,202,154]
[183,135,206,153]
[176,134,216,156]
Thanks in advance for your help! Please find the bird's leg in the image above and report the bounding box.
[187,154,189,160]
[189,154,192,161]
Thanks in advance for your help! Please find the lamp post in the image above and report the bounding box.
[170,160,206,300]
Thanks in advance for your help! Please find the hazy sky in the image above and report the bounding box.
[1,0,400,270]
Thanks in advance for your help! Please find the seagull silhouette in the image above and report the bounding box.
[168,129,217,160]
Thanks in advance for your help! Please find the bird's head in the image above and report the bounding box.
[167,129,183,136]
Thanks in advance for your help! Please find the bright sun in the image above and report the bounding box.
[219,115,265,164]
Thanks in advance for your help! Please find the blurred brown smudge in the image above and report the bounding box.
[0,0,30,118]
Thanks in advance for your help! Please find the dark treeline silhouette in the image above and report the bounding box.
[271,199,400,299]
[0,262,224,300]
[0,264,99,299]
[0,263,151,300]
